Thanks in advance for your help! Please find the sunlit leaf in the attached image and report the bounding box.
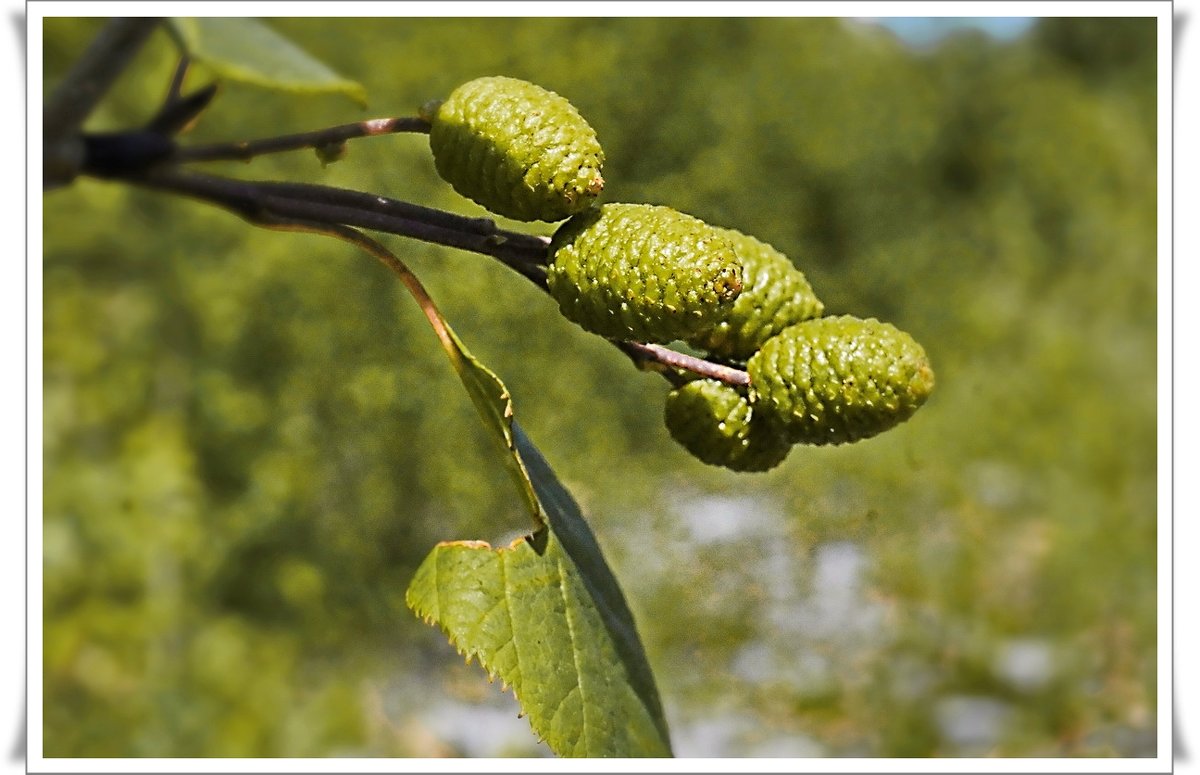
[399,264,670,757]
[167,18,367,106]
[407,514,672,756]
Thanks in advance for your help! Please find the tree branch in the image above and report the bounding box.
[128,167,551,286]
[121,167,749,386]
[145,57,219,135]
[170,116,432,163]
[614,342,751,387]
[44,17,163,188]
[47,18,754,394]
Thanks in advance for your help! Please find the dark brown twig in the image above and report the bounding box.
[129,168,551,283]
[122,166,750,387]
[164,56,191,106]
[125,167,750,386]
[146,57,218,136]
[171,116,432,163]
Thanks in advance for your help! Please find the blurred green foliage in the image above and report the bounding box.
[42,17,1156,757]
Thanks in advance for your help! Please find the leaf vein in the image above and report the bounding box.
[557,554,591,755]
[499,548,523,691]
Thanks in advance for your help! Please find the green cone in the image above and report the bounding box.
[547,204,744,343]
[427,76,605,222]
[748,316,935,445]
[689,228,824,360]
[664,379,791,472]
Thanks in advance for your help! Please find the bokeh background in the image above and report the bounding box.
[41,16,1158,757]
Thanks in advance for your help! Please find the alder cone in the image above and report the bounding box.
[547,203,744,343]
[689,228,824,360]
[428,76,605,222]
[748,316,935,445]
[664,379,791,472]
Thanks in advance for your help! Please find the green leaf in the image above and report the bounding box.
[510,422,672,758]
[407,504,672,756]
[401,283,671,756]
[166,18,367,106]
[319,233,668,756]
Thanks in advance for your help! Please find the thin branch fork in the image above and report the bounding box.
[51,39,751,390]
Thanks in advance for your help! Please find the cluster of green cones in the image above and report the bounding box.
[426,75,935,472]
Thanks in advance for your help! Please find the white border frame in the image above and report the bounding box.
[23,3,1177,773]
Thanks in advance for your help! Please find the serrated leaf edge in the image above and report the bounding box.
[405,534,621,754]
